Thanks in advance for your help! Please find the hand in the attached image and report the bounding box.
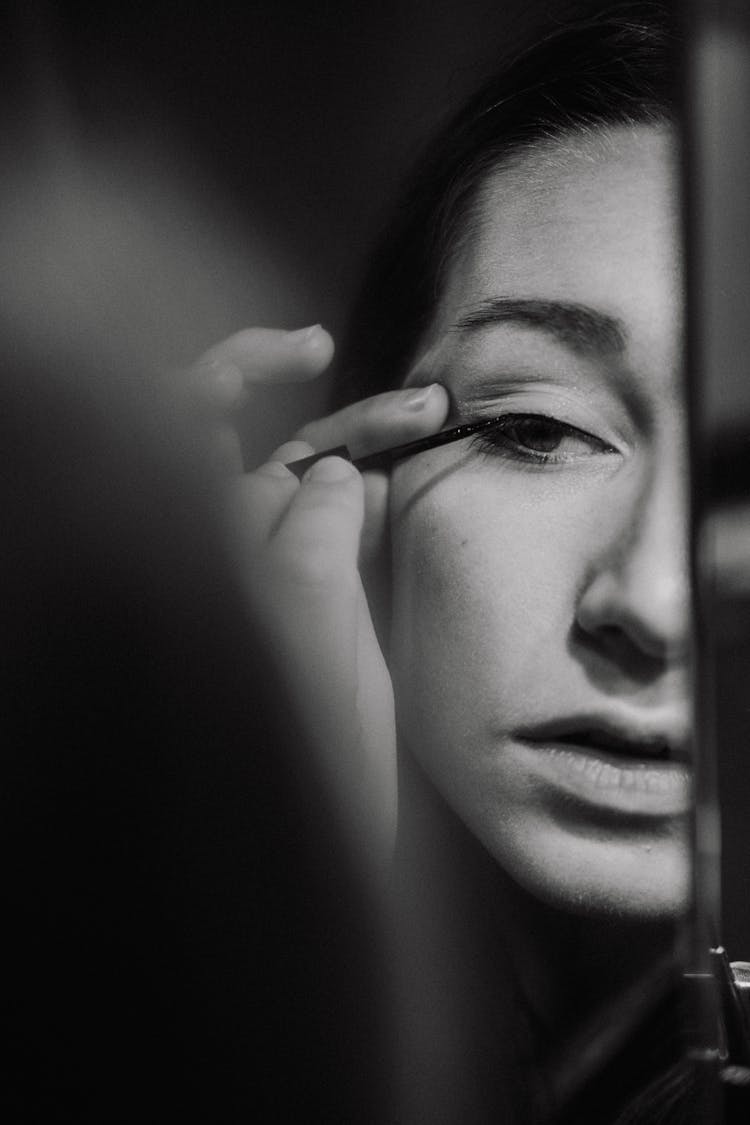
[194,326,449,871]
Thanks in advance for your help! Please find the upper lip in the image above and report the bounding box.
[515,714,691,764]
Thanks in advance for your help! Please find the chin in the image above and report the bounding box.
[485,816,692,921]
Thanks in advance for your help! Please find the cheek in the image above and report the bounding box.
[389,475,589,724]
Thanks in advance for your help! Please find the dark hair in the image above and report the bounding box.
[333,1,678,409]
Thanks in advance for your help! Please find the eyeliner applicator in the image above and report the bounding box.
[286,415,504,479]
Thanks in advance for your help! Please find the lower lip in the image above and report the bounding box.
[514,739,692,818]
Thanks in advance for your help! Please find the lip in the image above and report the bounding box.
[516,713,691,762]
[512,714,692,818]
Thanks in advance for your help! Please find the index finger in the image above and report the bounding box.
[295,383,450,463]
[199,324,334,385]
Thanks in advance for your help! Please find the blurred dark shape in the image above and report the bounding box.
[0,334,385,1123]
[687,0,750,995]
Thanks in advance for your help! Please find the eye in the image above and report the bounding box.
[472,413,617,465]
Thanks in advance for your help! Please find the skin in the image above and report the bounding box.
[390,124,690,917]
[196,121,689,920]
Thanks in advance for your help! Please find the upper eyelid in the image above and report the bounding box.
[453,392,627,443]
[452,385,602,421]
[465,411,608,442]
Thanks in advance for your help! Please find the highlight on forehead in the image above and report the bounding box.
[452,297,627,357]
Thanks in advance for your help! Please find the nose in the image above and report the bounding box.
[575,457,690,666]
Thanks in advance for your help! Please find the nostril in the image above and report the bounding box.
[575,564,690,666]
[571,621,669,686]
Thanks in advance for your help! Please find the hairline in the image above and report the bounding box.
[402,113,675,384]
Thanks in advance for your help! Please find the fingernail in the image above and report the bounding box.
[257,459,294,479]
[287,323,322,345]
[305,456,354,483]
[403,383,437,410]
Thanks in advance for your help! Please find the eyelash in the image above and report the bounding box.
[470,413,617,466]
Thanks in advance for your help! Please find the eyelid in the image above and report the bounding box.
[454,386,627,451]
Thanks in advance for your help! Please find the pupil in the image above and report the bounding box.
[515,419,562,452]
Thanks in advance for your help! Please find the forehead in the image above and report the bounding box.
[419,124,682,387]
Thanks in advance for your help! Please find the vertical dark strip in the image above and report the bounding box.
[684,0,750,1117]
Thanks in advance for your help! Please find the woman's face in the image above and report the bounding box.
[389,124,690,917]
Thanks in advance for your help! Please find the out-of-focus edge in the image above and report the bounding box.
[683,1,750,1119]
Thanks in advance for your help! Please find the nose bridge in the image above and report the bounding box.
[626,443,689,607]
[579,443,691,659]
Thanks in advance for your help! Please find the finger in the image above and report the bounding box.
[199,324,334,396]
[292,386,448,568]
[259,456,366,751]
[189,355,248,410]
[295,382,449,460]
[271,440,317,465]
[229,441,314,554]
[237,452,395,871]
[270,456,365,593]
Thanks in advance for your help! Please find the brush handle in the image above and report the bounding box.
[284,415,506,478]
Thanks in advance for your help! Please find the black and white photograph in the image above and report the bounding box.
[3,2,750,1122]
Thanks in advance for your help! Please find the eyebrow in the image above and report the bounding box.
[452,297,627,355]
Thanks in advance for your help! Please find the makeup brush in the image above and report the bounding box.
[286,415,504,479]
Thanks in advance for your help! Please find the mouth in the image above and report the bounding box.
[511,716,692,816]
[516,718,690,765]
